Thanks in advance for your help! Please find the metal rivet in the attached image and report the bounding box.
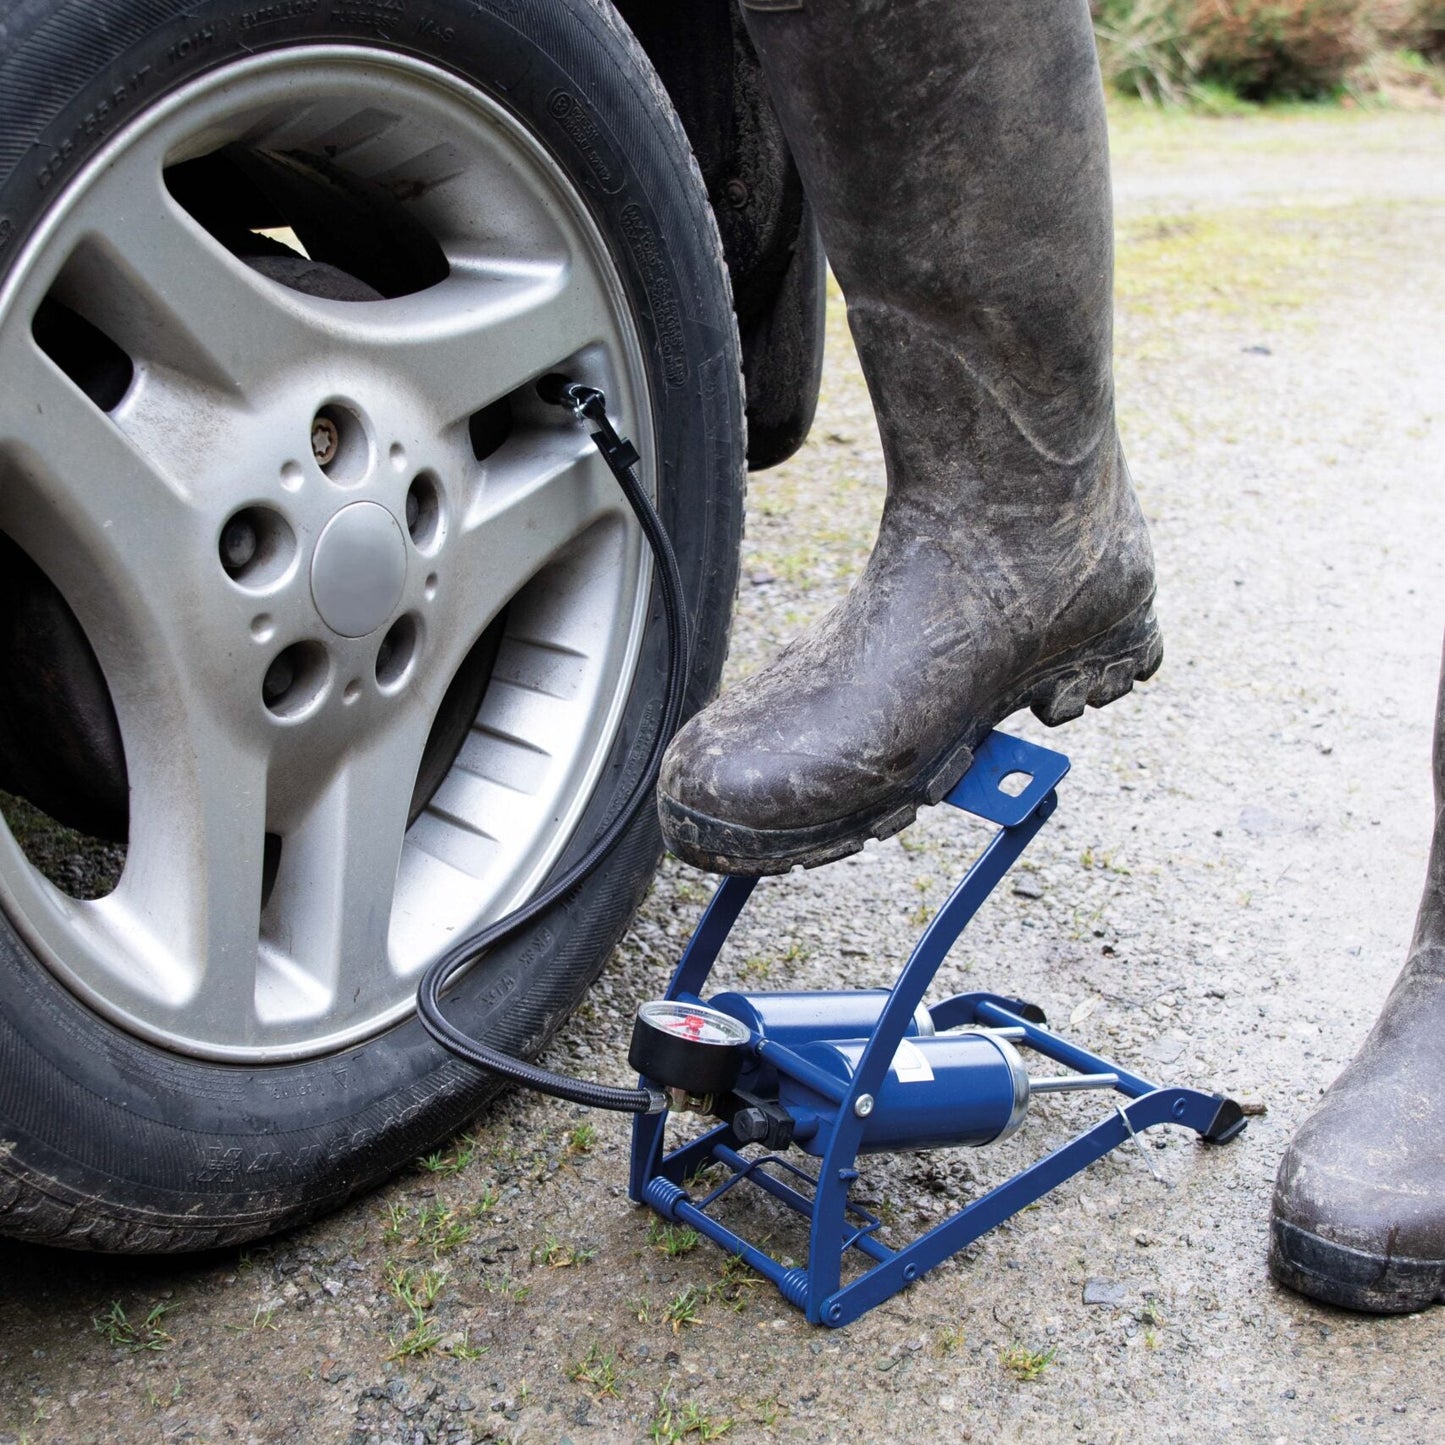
[853,1093,875,1118]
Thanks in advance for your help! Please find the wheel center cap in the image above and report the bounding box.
[310,502,408,638]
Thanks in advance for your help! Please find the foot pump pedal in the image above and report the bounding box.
[629,730,1246,1328]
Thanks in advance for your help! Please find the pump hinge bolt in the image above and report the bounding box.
[853,1094,875,1118]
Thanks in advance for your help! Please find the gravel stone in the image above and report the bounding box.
[1083,1278,1130,1308]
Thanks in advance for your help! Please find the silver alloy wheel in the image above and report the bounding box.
[0,49,655,1061]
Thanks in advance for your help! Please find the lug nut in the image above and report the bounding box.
[219,516,259,575]
[311,413,341,467]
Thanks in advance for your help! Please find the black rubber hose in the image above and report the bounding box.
[416,381,689,1114]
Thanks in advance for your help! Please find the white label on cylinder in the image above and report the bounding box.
[891,1038,934,1083]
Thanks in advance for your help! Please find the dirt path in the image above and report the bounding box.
[2,106,1444,1445]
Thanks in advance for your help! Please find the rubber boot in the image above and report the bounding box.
[658,0,1161,875]
[1269,641,1445,1313]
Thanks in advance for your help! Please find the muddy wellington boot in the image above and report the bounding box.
[1270,643,1445,1313]
[658,0,1161,874]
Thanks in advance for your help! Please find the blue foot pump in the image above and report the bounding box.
[626,729,1246,1328]
[420,383,1246,1329]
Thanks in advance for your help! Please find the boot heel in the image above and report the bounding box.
[1029,606,1163,728]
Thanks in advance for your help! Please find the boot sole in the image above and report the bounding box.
[1270,1218,1445,1314]
[659,600,1163,875]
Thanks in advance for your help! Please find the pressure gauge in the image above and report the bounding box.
[628,1000,752,1095]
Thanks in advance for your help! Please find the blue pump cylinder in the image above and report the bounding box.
[706,989,934,1048]
[779,1033,1030,1156]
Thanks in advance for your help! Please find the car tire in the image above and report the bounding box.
[0,0,743,1250]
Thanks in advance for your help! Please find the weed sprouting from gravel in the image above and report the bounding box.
[663,1285,705,1333]
[684,1162,725,1193]
[1000,1341,1057,1381]
[713,1253,764,1310]
[222,1303,279,1335]
[381,1196,483,1259]
[415,1131,479,1176]
[532,1233,597,1268]
[387,1318,445,1361]
[93,1301,175,1353]
[481,1271,532,1305]
[567,1342,622,1398]
[380,1201,408,1243]
[417,1200,475,1257]
[631,1252,761,1330]
[384,1264,447,1362]
[221,1302,276,1336]
[752,1395,784,1427]
[144,1378,184,1410]
[648,1395,734,1442]
[647,1219,701,1257]
[386,1263,443,1316]
[738,954,772,981]
[566,1121,598,1155]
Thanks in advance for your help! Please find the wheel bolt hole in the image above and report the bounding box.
[376,614,420,689]
[219,506,294,588]
[405,472,443,552]
[262,655,293,704]
[262,641,328,718]
[312,402,371,484]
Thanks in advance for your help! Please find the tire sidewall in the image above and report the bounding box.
[0,0,743,1246]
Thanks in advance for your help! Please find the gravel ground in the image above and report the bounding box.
[2,104,1444,1445]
